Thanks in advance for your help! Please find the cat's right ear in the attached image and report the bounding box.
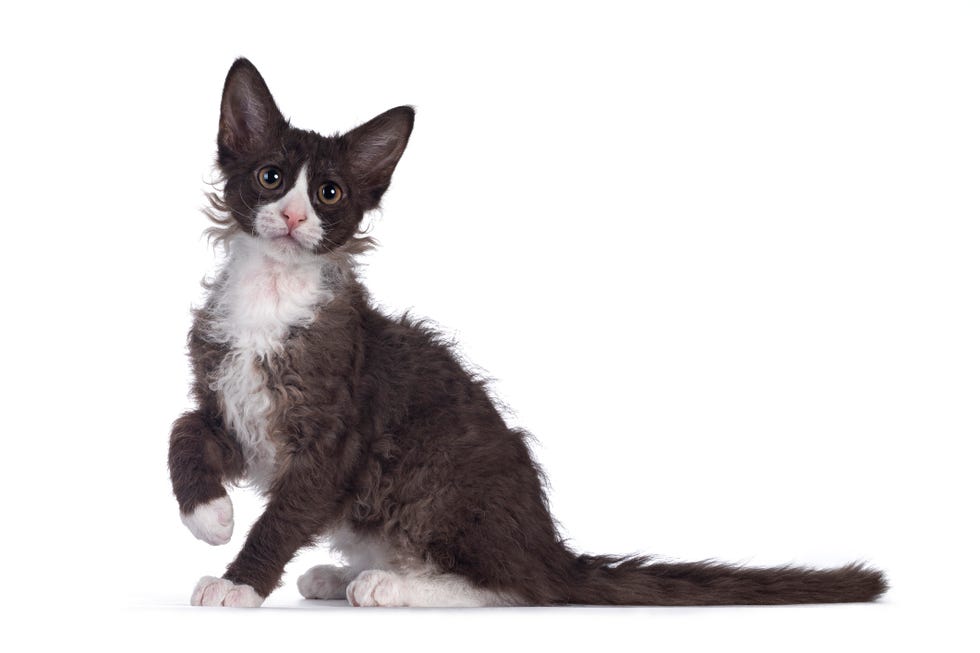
[217,58,285,163]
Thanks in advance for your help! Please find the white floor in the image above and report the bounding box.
[105,591,953,653]
[111,597,924,651]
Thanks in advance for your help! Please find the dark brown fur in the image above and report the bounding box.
[168,58,887,605]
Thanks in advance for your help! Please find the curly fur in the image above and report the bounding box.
[168,58,887,606]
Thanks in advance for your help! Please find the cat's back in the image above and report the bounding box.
[357,306,502,428]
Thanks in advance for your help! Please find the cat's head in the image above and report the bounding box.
[211,58,413,259]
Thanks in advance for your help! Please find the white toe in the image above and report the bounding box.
[346,570,404,607]
[181,496,234,545]
[191,575,263,608]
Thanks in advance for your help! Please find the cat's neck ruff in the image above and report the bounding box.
[206,233,339,356]
[204,234,342,490]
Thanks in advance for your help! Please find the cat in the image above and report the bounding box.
[168,58,887,608]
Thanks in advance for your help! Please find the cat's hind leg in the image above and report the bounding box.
[345,569,516,608]
[297,565,357,600]
[299,525,392,600]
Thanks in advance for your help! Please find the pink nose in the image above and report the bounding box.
[282,207,307,233]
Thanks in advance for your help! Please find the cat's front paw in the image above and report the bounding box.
[180,496,234,545]
[191,576,264,608]
[346,570,406,607]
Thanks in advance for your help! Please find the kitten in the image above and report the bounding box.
[168,58,886,608]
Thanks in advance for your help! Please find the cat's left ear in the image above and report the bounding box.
[217,58,286,163]
[343,106,415,208]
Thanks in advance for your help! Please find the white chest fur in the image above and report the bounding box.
[204,236,334,490]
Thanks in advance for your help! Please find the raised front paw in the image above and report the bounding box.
[180,495,234,545]
[346,570,406,607]
[191,576,264,608]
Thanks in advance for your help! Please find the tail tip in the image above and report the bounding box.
[842,561,888,602]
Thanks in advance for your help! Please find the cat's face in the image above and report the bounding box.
[215,59,413,258]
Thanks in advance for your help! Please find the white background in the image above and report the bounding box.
[1,1,977,650]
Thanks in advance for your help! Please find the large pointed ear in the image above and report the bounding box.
[343,106,414,208]
[217,58,286,163]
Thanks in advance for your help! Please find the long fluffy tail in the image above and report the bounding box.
[559,554,887,605]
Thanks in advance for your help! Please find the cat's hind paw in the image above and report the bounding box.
[180,496,234,545]
[191,576,264,608]
[298,565,353,600]
[346,569,405,607]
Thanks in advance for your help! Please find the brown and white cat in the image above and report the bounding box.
[168,58,886,608]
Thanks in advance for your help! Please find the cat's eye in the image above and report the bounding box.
[318,182,343,205]
[257,166,283,190]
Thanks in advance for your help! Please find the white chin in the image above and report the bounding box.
[259,235,314,260]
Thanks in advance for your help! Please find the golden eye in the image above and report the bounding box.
[257,165,283,190]
[318,181,342,205]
